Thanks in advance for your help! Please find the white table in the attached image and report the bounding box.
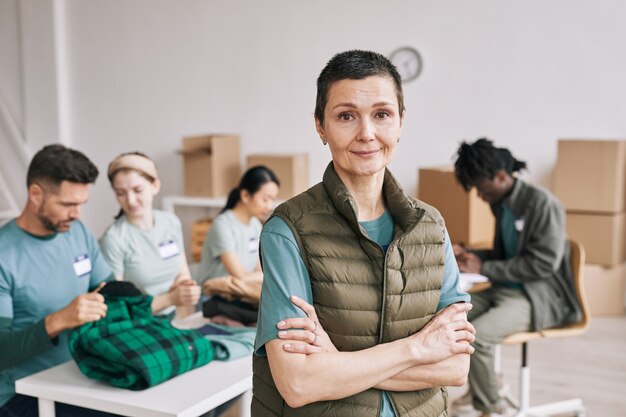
[15,313,253,417]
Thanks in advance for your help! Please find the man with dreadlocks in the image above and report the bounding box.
[451,138,581,417]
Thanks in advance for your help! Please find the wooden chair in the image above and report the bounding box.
[498,239,590,417]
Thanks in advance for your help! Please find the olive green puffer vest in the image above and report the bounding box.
[252,164,448,417]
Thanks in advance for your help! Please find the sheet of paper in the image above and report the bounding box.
[459,272,489,292]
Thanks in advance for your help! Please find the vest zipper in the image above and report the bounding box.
[377,207,426,345]
[379,243,390,344]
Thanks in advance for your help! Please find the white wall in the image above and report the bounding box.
[8,0,626,235]
[0,0,67,209]
[0,0,27,208]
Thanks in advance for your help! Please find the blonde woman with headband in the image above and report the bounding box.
[99,152,200,318]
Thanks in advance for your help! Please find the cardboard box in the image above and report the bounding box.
[246,154,309,200]
[418,167,495,245]
[554,139,626,213]
[583,263,626,316]
[465,241,494,251]
[566,211,626,267]
[190,218,213,263]
[179,135,241,197]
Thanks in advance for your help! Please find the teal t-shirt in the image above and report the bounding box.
[99,210,185,315]
[497,204,523,289]
[255,210,470,417]
[198,210,262,283]
[0,219,112,406]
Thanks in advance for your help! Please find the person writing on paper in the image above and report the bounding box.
[198,166,279,325]
[99,152,200,318]
[251,50,475,417]
[0,145,118,417]
[452,138,581,417]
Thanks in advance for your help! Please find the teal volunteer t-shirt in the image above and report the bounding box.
[0,219,112,407]
[198,209,262,283]
[99,210,186,315]
[255,210,470,417]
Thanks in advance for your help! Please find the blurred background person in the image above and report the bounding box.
[452,138,581,417]
[199,165,279,326]
[100,152,200,318]
[0,144,117,417]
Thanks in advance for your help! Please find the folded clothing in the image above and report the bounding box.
[68,281,214,390]
[202,275,262,306]
[203,324,256,361]
[202,296,258,325]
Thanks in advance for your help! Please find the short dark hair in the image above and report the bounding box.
[26,144,99,188]
[454,138,527,191]
[315,50,404,125]
[222,165,280,213]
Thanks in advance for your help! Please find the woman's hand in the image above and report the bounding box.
[169,278,201,306]
[409,302,475,365]
[278,295,337,354]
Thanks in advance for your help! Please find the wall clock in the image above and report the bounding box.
[389,47,423,83]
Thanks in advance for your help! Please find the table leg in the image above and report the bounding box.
[38,398,56,417]
[239,389,252,417]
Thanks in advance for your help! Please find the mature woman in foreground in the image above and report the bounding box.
[252,50,475,417]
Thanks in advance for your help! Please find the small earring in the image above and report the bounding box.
[322,140,327,146]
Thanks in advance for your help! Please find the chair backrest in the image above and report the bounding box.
[565,239,591,332]
[504,239,590,343]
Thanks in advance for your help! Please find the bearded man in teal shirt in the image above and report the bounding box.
[0,145,117,417]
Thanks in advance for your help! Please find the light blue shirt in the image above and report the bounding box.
[0,220,112,406]
[99,210,185,315]
[254,210,469,417]
[198,210,262,283]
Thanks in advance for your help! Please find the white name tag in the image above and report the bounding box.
[248,237,259,254]
[515,217,525,232]
[158,239,180,259]
[73,254,92,277]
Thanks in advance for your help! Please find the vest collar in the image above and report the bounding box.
[322,162,424,238]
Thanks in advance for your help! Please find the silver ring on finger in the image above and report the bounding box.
[313,333,319,345]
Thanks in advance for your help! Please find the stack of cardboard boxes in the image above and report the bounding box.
[179,134,242,198]
[179,134,309,200]
[417,166,495,248]
[179,134,310,263]
[554,139,626,316]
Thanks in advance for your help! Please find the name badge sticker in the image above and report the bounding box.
[73,254,92,277]
[159,239,180,259]
[515,217,525,233]
[248,237,259,254]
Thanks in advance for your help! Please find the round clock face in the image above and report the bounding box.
[389,47,422,83]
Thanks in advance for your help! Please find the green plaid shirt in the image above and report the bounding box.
[68,294,214,390]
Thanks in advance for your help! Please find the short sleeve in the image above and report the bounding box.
[99,230,125,277]
[86,227,113,289]
[437,230,471,311]
[254,217,313,356]
[205,216,237,258]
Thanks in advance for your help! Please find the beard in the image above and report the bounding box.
[37,206,71,233]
